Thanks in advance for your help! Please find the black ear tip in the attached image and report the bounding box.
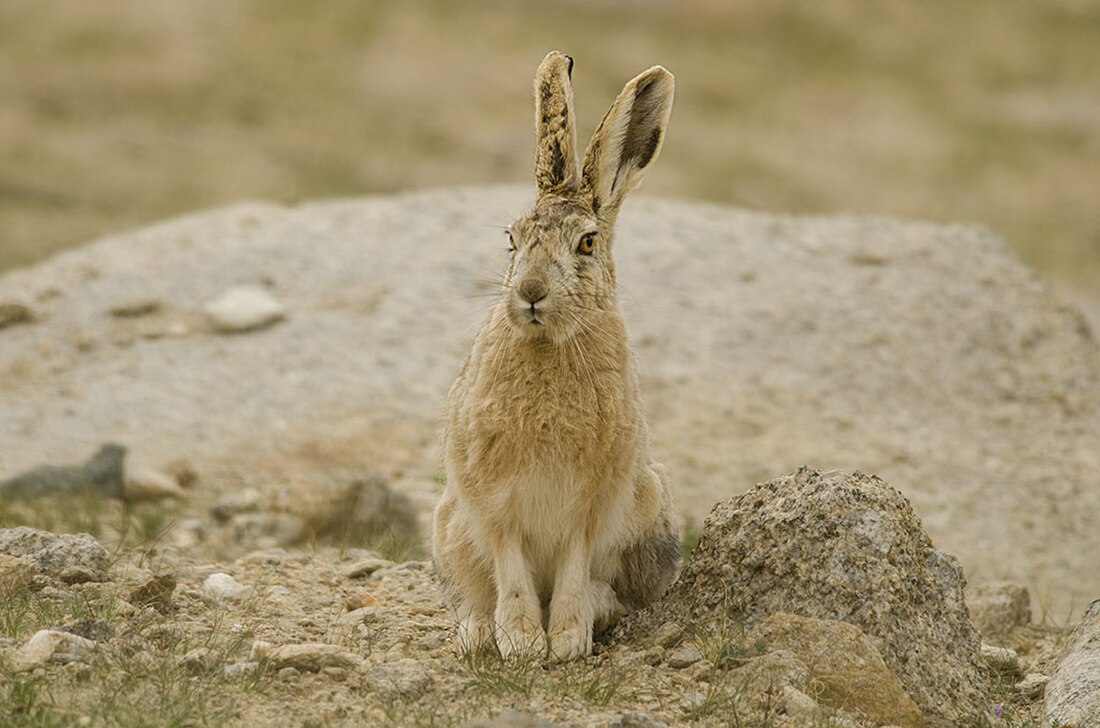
[565,55,574,78]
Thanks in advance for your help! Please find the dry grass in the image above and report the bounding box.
[1,0,1098,295]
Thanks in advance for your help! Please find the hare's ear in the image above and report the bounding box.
[534,51,581,196]
[581,66,674,217]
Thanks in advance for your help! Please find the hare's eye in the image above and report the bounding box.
[577,232,596,255]
[508,233,517,252]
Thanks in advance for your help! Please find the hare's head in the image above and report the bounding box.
[499,51,674,342]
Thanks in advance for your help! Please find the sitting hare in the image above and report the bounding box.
[433,51,679,662]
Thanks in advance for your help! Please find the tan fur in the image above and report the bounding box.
[433,51,678,662]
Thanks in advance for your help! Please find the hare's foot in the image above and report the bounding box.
[547,547,601,663]
[456,614,495,656]
[493,618,547,660]
[591,579,627,636]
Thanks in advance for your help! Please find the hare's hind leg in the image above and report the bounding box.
[433,496,496,655]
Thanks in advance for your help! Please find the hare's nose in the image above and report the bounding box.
[518,279,548,305]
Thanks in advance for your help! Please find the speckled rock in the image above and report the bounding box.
[746,613,922,727]
[624,468,988,726]
[1045,599,1100,727]
[202,572,254,601]
[0,527,109,583]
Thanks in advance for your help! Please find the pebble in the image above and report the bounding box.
[269,643,363,672]
[202,573,255,601]
[344,587,380,611]
[179,647,213,674]
[0,301,34,329]
[642,646,664,666]
[124,467,185,501]
[1017,672,1049,699]
[323,666,347,681]
[210,489,263,522]
[338,607,381,627]
[249,640,275,662]
[109,298,162,318]
[277,666,300,682]
[224,661,259,677]
[652,621,684,648]
[343,558,395,579]
[10,630,97,672]
[204,285,285,333]
[980,643,1020,679]
[666,644,703,669]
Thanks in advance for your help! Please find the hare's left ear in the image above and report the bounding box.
[581,66,674,217]
[534,51,581,197]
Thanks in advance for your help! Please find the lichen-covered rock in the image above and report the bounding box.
[967,581,1031,642]
[746,613,922,727]
[1045,599,1100,727]
[623,467,988,726]
[0,527,109,583]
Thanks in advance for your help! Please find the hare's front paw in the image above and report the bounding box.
[456,615,494,656]
[494,621,547,659]
[548,622,592,663]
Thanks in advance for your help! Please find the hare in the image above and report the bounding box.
[433,51,679,662]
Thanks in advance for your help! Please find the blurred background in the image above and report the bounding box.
[1,0,1097,303]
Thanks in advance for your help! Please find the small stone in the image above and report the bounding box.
[278,666,300,682]
[109,298,162,318]
[642,646,664,666]
[10,630,97,672]
[1017,672,1049,700]
[229,512,306,547]
[968,582,1031,640]
[666,644,703,668]
[269,643,363,672]
[980,643,1020,679]
[343,557,396,579]
[210,489,263,522]
[163,460,198,489]
[60,618,114,642]
[687,658,714,682]
[0,301,34,329]
[124,467,185,501]
[612,713,669,728]
[202,573,254,601]
[337,607,381,627]
[249,640,274,662]
[370,658,433,699]
[179,647,213,674]
[782,685,820,717]
[652,621,684,648]
[128,574,177,614]
[204,285,285,333]
[682,691,706,709]
[344,588,380,611]
[223,661,259,677]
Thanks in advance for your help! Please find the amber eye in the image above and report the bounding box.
[577,232,596,255]
[508,233,517,251]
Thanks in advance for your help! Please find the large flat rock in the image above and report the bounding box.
[1,186,1097,613]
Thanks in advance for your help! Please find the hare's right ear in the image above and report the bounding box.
[581,66,674,218]
[533,51,581,197]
